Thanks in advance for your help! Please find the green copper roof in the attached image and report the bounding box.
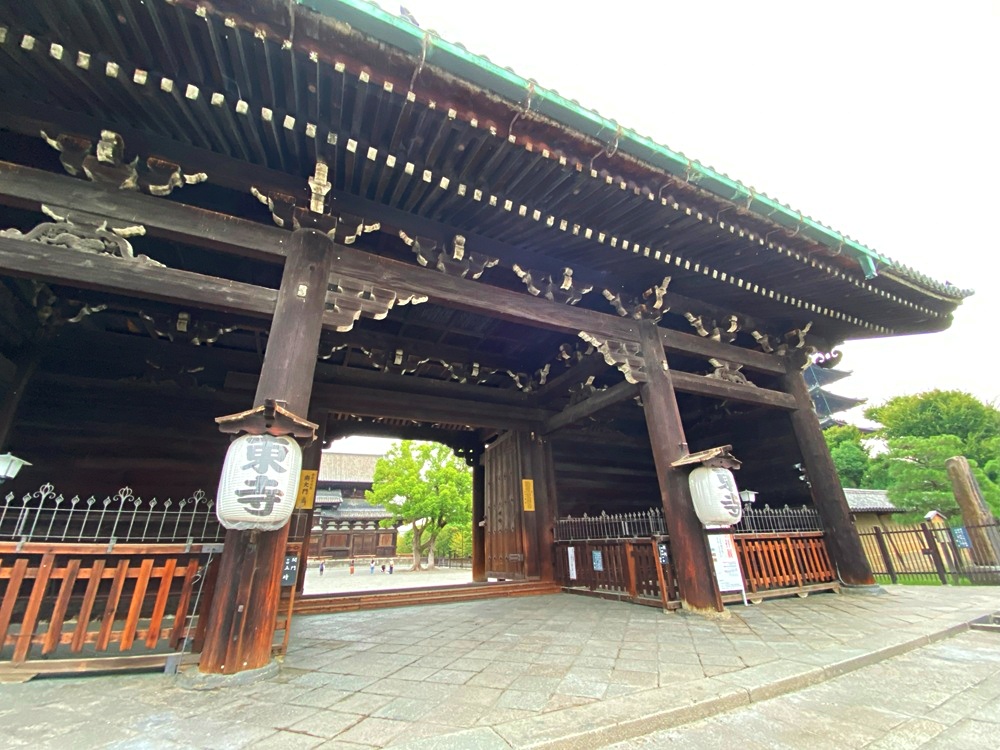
[298,0,971,301]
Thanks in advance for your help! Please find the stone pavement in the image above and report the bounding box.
[602,629,1000,749]
[0,585,997,749]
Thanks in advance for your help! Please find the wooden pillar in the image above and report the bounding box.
[781,358,875,586]
[638,321,722,613]
[472,459,486,582]
[0,344,41,452]
[200,229,335,674]
[527,435,557,583]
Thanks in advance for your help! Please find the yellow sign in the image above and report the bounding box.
[521,479,535,512]
[295,470,318,510]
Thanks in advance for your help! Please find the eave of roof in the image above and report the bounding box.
[301,0,971,302]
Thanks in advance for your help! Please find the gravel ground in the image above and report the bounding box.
[301,561,472,596]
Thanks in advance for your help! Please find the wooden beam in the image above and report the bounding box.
[660,329,784,376]
[669,371,796,410]
[0,235,279,318]
[638,321,722,613]
[540,380,639,436]
[0,162,785,371]
[781,358,875,587]
[532,353,609,405]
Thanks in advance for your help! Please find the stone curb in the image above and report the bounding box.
[413,616,982,750]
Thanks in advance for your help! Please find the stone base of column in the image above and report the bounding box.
[178,659,280,690]
[839,582,886,596]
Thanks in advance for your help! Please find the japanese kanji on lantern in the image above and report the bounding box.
[216,434,303,530]
[688,466,743,527]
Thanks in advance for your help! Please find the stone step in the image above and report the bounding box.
[969,613,1000,633]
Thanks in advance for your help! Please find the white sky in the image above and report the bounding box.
[332,0,999,450]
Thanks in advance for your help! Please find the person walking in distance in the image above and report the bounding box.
[319,561,325,576]
[370,558,375,575]
[389,559,394,575]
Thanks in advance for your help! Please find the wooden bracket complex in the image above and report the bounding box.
[215,398,318,443]
[670,445,742,470]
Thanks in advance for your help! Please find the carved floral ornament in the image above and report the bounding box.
[41,130,207,196]
[0,205,161,266]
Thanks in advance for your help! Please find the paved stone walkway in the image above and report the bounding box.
[603,629,1000,749]
[0,585,997,749]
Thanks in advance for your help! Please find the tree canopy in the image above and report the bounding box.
[828,390,1000,520]
[365,441,471,570]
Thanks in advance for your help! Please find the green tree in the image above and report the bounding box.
[823,424,870,487]
[365,441,472,570]
[865,390,1000,466]
[881,435,1000,519]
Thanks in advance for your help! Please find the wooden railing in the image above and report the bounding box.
[554,537,678,609]
[554,531,838,608]
[1,541,219,673]
[728,532,836,598]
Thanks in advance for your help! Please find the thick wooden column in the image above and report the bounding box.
[472,459,486,582]
[200,229,336,674]
[781,358,875,586]
[638,321,722,612]
[0,343,41,452]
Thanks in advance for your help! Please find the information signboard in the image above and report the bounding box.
[567,546,577,580]
[707,534,747,605]
[280,555,299,587]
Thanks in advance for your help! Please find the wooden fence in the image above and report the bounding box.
[553,509,839,607]
[554,537,678,609]
[0,541,219,674]
[859,521,1000,585]
[727,532,836,599]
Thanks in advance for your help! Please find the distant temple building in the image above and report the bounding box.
[310,453,397,559]
[805,365,864,428]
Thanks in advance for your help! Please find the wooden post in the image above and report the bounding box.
[781,358,875,586]
[873,527,898,584]
[200,229,335,675]
[637,321,722,613]
[472,459,486,582]
[921,523,950,585]
[946,456,1000,566]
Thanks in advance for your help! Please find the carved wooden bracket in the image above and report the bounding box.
[578,332,646,384]
[400,231,498,279]
[683,311,756,386]
[29,283,109,329]
[1,205,161,266]
[751,321,813,357]
[135,311,237,346]
[324,275,427,333]
[671,445,742,470]
[513,264,592,305]
[602,277,671,320]
[216,399,318,443]
[41,130,206,195]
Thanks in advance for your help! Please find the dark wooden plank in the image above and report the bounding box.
[42,558,81,656]
[0,235,279,320]
[145,557,178,648]
[669,370,796,410]
[540,380,639,435]
[638,321,722,613]
[13,552,55,664]
[169,559,202,649]
[0,558,29,648]
[121,557,155,651]
[97,560,130,652]
[71,558,105,653]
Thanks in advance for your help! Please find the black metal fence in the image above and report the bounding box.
[555,509,666,541]
[859,521,1000,585]
[0,483,225,546]
[555,504,824,541]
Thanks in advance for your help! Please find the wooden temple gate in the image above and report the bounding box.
[0,0,968,677]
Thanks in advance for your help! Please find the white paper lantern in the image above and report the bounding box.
[688,466,743,527]
[217,434,302,531]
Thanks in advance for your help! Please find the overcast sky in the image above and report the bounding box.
[331,1,999,451]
